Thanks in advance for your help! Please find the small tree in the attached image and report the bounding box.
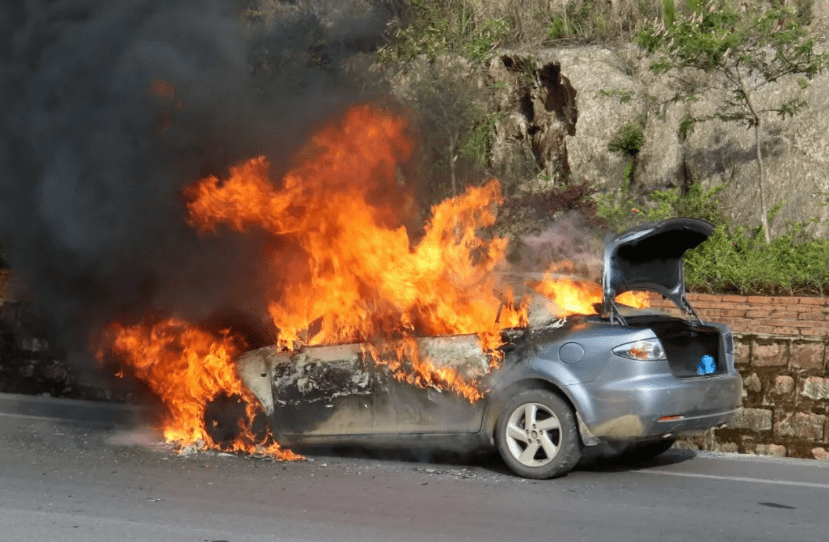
[399,57,490,199]
[639,1,829,243]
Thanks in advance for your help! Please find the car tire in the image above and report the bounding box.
[616,438,676,464]
[495,389,581,479]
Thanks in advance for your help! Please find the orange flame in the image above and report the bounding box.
[96,104,532,454]
[97,319,300,460]
[95,103,654,456]
[185,104,526,359]
[532,273,650,316]
[364,339,485,403]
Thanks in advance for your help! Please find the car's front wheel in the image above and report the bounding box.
[495,389,581,479]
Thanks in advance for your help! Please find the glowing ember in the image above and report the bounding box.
[96,319,300,460]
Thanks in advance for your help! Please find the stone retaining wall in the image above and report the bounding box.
[649,293,829,460]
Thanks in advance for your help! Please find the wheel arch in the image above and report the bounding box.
[483,377,581,444]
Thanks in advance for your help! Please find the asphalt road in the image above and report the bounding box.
[0,393,827,542]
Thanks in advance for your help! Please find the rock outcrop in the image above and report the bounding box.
[485,44,829,237]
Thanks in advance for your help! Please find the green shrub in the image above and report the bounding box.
[597,182,829,296]
[608,116,646,157]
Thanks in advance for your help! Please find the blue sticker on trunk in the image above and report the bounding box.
[697,355,716,375]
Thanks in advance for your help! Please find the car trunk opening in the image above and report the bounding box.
[627,315,725,377]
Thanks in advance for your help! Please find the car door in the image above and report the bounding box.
[269,343,385,437]
[375,335,488,435]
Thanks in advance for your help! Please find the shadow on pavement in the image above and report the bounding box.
[292,441,698,479]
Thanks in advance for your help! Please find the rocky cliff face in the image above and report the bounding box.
[485,44,829,237]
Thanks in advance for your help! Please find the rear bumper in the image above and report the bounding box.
[565,362,742,443]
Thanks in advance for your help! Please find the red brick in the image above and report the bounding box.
[724,318,753,332]
[794,319,829,329]
[756,319,801,329]
[798,328,826,338]
[770,311,801,320]
[776,327,801,336]
[689,293,722,302]
[720,309,748,318]
[773,296,801,305]
[690,300,716,309]
[797,312,824,321]
[747,295,773,304]
[746,309,773,319]
[799,297,828,306]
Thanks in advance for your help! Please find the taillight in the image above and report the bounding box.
[612,338,667,361]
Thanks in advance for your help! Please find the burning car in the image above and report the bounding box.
[235,217,742,479]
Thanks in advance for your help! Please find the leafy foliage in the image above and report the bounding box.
[608,116,646,157]
[379,1,669,64]
[396,58,497,204]
[639,2,825,126]
[597,182,829,296]
[637,0,829,243]
[607,116,647,183]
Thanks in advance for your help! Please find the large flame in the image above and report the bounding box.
[184,104,526,360]
[97,319,300,459]
[96,104,529,454]
[96,103,650,457]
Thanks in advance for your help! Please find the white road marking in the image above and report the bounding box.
[636,468,829,489]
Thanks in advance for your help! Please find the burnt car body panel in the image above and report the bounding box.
[237,336,493,441]
[236,217,742,474]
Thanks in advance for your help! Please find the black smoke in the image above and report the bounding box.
[0,0,394,373]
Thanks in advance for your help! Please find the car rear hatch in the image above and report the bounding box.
[602,218,728,377]
[602,217,714,320]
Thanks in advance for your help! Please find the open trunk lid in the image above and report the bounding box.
[602,217,714,321]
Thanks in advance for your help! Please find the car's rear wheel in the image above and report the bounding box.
[495,389,581,479]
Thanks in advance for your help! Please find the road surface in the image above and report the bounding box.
[0,393,827,542]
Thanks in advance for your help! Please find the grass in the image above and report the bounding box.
[378,0,671,64]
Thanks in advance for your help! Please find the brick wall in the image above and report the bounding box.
[649,292,829,460]
[648,292,829,337]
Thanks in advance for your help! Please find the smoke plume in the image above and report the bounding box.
[0,0,393,368]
